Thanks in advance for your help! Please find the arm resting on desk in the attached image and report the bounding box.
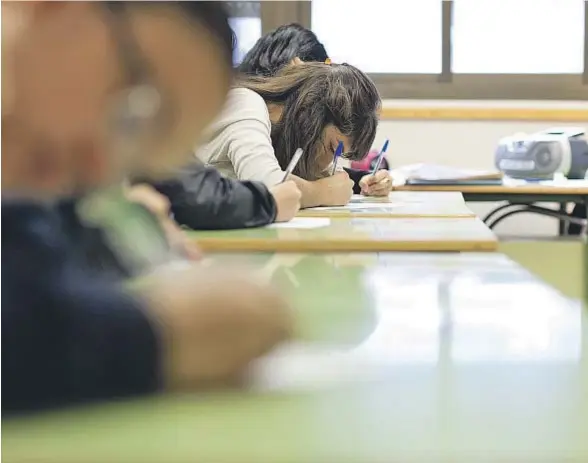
[150,165,277,230]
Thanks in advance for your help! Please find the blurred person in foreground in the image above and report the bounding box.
[2,1,291,416]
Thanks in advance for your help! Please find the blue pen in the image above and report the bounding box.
[331,141,344,175]
[371,139,389,175]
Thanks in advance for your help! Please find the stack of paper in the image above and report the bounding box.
[394,163,503,185]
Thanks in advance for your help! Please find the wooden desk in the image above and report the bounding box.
[395,180,588,235]
[188,217,497,252]
[4,253,586,463]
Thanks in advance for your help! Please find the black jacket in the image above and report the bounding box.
[148,164,277,230]
[56,199,132,278]
[344,167,367,195]
[2,199,161,415]
[569,203,587,235]
[57,196,176,278]
[145,165,366,230]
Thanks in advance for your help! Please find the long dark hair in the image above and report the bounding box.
[238,23,328,76]
[236,62,380,180]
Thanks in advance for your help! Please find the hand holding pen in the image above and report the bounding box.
[359,139,392,197]
[318,141,353,206]
[270,148,304,222]
[331,141,344,175]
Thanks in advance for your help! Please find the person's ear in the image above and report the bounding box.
[290,57,303,66]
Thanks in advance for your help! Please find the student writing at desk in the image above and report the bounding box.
[194,62,382,208]
[139,160,301,230]
[2,1,291,415]
[238,23,393,197]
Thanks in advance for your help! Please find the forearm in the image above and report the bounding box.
[291,176,351,208]
[292,176,324,208]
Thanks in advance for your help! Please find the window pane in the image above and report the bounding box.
[230,18,262,66]
[452,0,585,74]
[311,0,442,73]
[226,2,261,67]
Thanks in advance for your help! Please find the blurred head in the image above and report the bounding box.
[238,62,380,180]
[238,23,328,76]
[2,1,233,196]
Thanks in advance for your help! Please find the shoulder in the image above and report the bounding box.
[227,87,268,111]
[218,88,271,128]
[196,88,271,160]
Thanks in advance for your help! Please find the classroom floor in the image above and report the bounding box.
[499,239,585,300]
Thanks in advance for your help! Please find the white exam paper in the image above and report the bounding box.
[309,202,404,211]
[266,217,331,229]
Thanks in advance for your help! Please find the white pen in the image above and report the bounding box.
[281,148,304,183]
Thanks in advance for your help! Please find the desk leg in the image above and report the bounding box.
[584,201,588,237]
[558,203,567,236]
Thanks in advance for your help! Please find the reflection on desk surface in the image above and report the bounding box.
[4,252,587,463]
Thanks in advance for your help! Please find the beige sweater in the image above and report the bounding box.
[195,88,285,187]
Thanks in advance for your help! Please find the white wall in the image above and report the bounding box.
[376,101,588,237]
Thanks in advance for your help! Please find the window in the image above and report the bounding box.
[306,0,588,99]
[225,2,262,66]
[229,17,262,66]
[311,0,443,73]
[239,1,588,99]
[452,0,585,74]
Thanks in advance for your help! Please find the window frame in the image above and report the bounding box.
[259,0,588,100]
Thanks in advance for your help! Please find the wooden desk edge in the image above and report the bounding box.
[193,238,498,253]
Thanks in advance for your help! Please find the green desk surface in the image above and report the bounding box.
[189,217,497,253]
[4,253,587,463]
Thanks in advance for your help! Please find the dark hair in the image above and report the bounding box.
[107,2,235,67]
[238,23,328,76]
[237,62,380,180]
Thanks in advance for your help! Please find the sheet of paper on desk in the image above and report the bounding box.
[266,217,331,229]
[310,202,404,211]
[349,194,391,203]
[397,163,503,181]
